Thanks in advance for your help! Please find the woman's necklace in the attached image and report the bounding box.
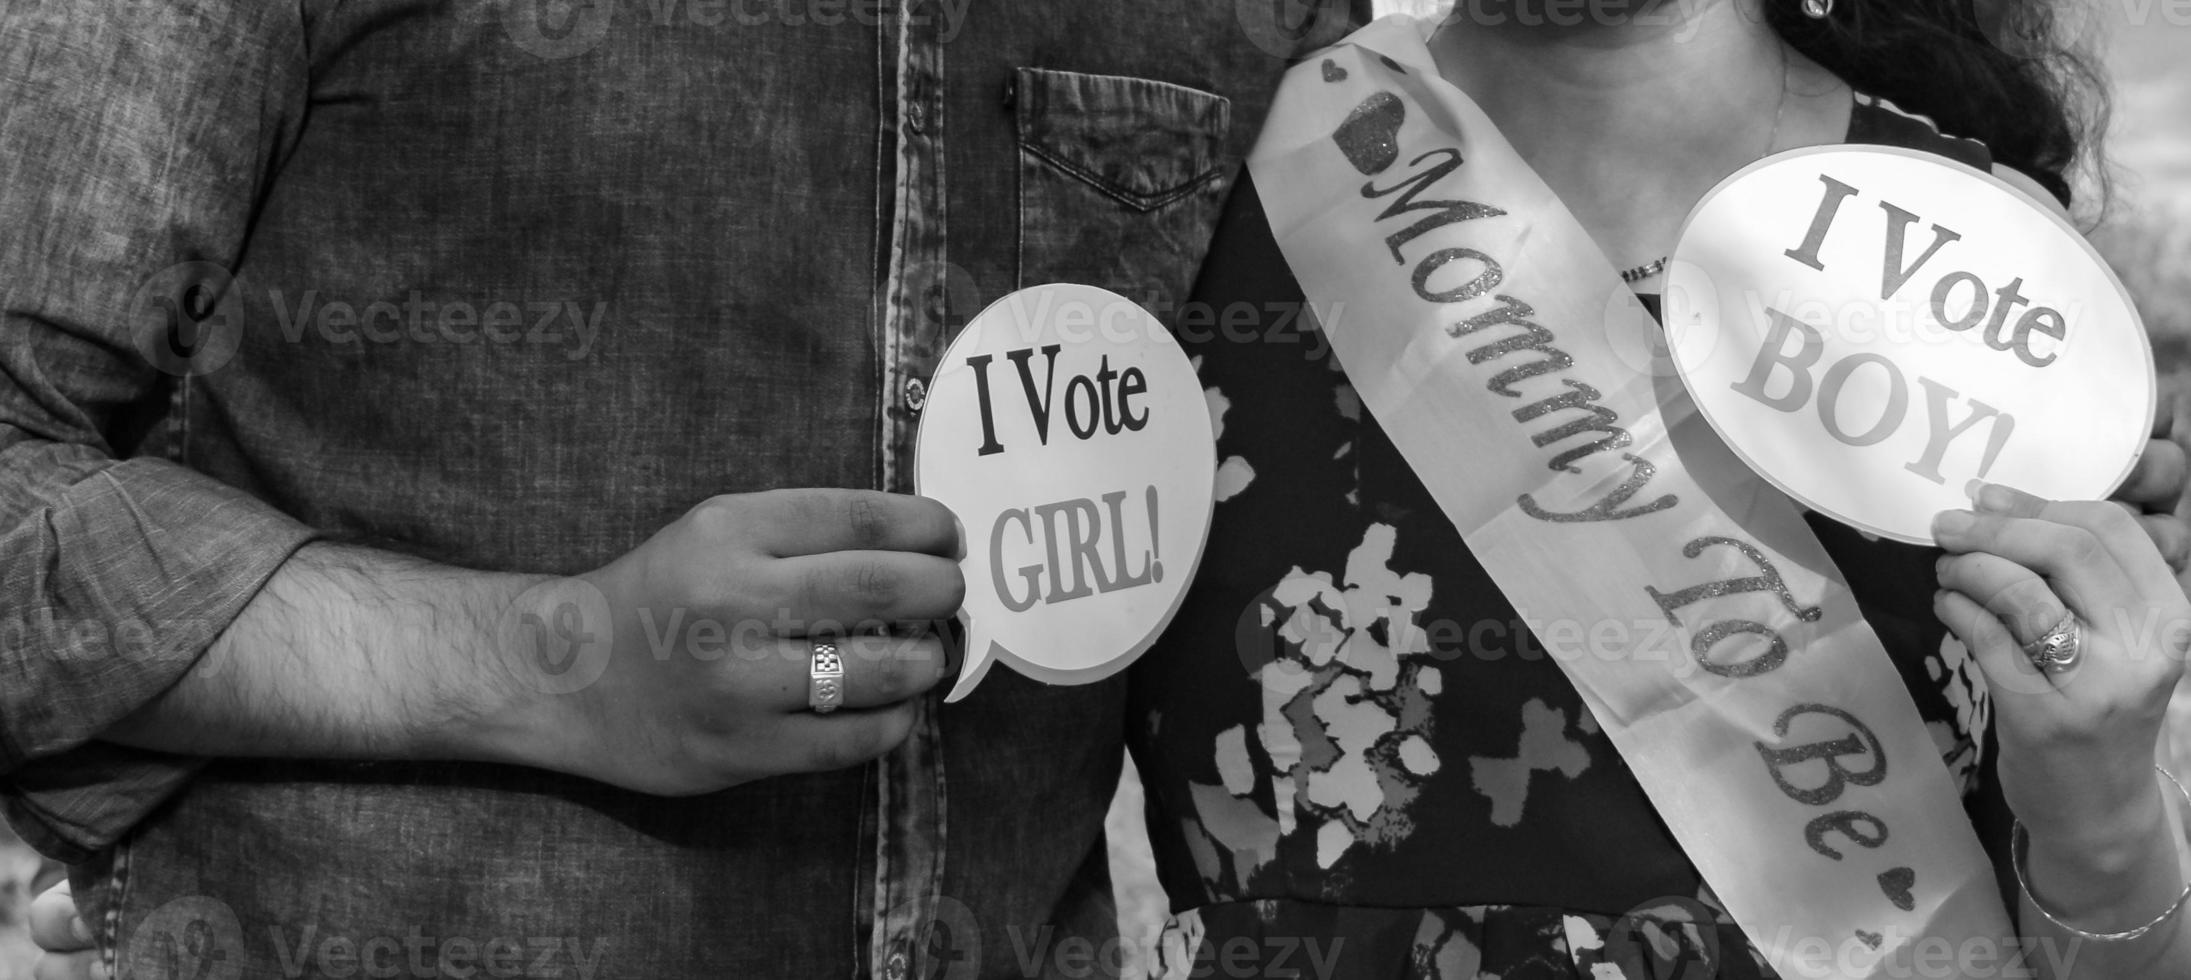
[1619,44,1791,285]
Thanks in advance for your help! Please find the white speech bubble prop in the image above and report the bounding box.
[1664,146,2154,545]
[916,284,1216,702]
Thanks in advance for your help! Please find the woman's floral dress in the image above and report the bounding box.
[1128,95,2018,979]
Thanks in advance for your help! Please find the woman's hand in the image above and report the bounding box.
[28,879,103,980]
[1933,483,2191,862]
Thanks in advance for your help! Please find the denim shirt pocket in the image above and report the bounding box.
[1012,67,1232,321]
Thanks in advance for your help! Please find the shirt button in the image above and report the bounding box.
[885,950,910,980]
[904,378,928,413]
[907,100,928,134]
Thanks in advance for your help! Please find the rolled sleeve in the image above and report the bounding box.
[0,0,311,859]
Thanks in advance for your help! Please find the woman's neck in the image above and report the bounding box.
[1426,0,1850,273]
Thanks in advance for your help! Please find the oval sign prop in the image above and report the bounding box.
[916,284,1216,702]
[1664,146,2155,544]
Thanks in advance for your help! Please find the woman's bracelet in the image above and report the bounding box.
[2012,763,2191,943]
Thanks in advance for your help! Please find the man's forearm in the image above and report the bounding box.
[101,542,555,764]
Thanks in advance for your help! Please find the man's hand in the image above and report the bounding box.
[486,489,965,794]
[29,880,100,980]
[103,489,965,796]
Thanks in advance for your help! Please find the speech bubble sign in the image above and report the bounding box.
[916,284,1216,702]
[1663,146,2155,545]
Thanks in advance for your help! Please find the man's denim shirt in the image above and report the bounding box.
[0,1,1355,976]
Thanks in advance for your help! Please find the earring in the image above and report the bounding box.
[1802,0,1834,18]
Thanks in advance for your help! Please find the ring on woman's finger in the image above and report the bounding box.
[2021,612,2082,674]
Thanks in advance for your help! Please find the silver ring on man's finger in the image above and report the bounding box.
[2022,612,2082,674]
[810,640,846,714]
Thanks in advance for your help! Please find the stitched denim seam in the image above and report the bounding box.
[1019,142,1222,213]
[101,837,130,978]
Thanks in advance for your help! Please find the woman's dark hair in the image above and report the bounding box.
[1762,0,2109,212]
